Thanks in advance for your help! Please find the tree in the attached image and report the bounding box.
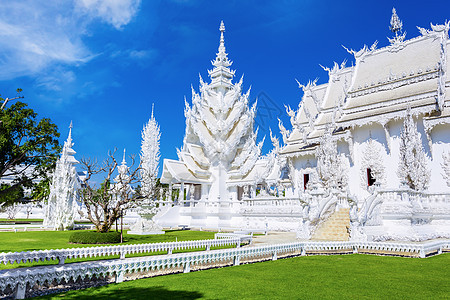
[140,105,160,202]
[397,107,430,190]
[78,150,143,233]
[0,91,60,205]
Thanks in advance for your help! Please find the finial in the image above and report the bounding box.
[390,7,403,37]
[67,121,73,144]
[218,20,226,54]
[151,103,154,119]
[122,148,126,164]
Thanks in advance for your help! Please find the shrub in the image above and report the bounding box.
[69,231,121,244]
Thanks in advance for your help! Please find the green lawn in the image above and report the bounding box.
[36,253,449,299]
[0,230,220,270]
[0,218,43,223]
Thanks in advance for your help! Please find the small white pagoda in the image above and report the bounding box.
[43,123,80,230]
[159,21,279,228]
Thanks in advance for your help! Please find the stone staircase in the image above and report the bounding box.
[311,208,350,241]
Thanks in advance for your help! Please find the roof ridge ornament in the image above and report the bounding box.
[390,8,403,37]
[388,8,406,51]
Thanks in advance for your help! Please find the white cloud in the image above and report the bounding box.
[75,0,141,30]
[0,0,142,81]
[35,68,76,92]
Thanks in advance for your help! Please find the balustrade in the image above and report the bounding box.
[0,238,448,299]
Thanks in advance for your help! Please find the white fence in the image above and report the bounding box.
[0,237,245,266]
[0,239,448,299]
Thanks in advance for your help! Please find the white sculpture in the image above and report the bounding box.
[112,149,133,206]
[316,127,347,190]
[140,104,160,201]
[360,138,385,189]
[397,107,430,191]
[128,218,164,235]
[442,152,450,187]
[44,123,80,230]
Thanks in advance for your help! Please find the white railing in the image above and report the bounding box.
[0,239,448,299]
[0,237,245,266]
[0,242,302,298]
[215,233,253,243]
[240,197,303,216]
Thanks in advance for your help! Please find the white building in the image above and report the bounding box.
[157,12,450,241]
[159,21,279,228]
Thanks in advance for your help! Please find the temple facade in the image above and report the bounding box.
[156,12,450,242]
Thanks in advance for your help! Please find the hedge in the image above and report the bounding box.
[69,231,121,244]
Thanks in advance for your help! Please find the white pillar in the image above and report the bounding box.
[179,181,184,202]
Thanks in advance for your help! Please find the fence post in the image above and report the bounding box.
[184,262,191,273]
[168,248,173,255]
[58,256,66,265]
[115,271,124,283]
[120,251,126,259]
[272,251,277,261]
[419,248,426,258]
[234,255,240,266]
[14,282,26,299]
[301,247,306,256]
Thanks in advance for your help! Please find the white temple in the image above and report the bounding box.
[159,21,279,228]
[156,12,450,242]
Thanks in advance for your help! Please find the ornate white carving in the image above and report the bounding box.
[43,123,79,230]
[397,107,430,190]
[360,138,386,189]
[129,218,164,235]
[388,8,406,51]
[140,105,160,201]
[442,152,450,187]
[434,21,449,111]
[316,128,348,189]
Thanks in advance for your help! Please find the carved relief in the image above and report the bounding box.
[360,138,386,189]
[442,152,450,187]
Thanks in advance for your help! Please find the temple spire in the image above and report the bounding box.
[122,148,127,165]
[212,20,232,68]
[209,21,235,88]
[67,121,73,145]
[390,7,403,37]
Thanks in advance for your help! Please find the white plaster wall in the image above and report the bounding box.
[429,124,450,192]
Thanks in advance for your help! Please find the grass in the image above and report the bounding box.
[0,218,43,223]
[35,253,450,299]
[0,230,220,270]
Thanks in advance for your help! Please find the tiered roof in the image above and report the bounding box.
[281,14,450,157]
[161,22,276,186]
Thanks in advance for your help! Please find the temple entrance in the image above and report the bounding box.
[367,168,376,186]
[303,173,310,190]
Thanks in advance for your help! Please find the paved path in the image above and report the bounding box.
[250,231,297,246]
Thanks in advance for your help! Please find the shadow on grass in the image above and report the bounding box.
[50,286,203,300]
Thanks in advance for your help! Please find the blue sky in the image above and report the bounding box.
[0,0,448,177]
